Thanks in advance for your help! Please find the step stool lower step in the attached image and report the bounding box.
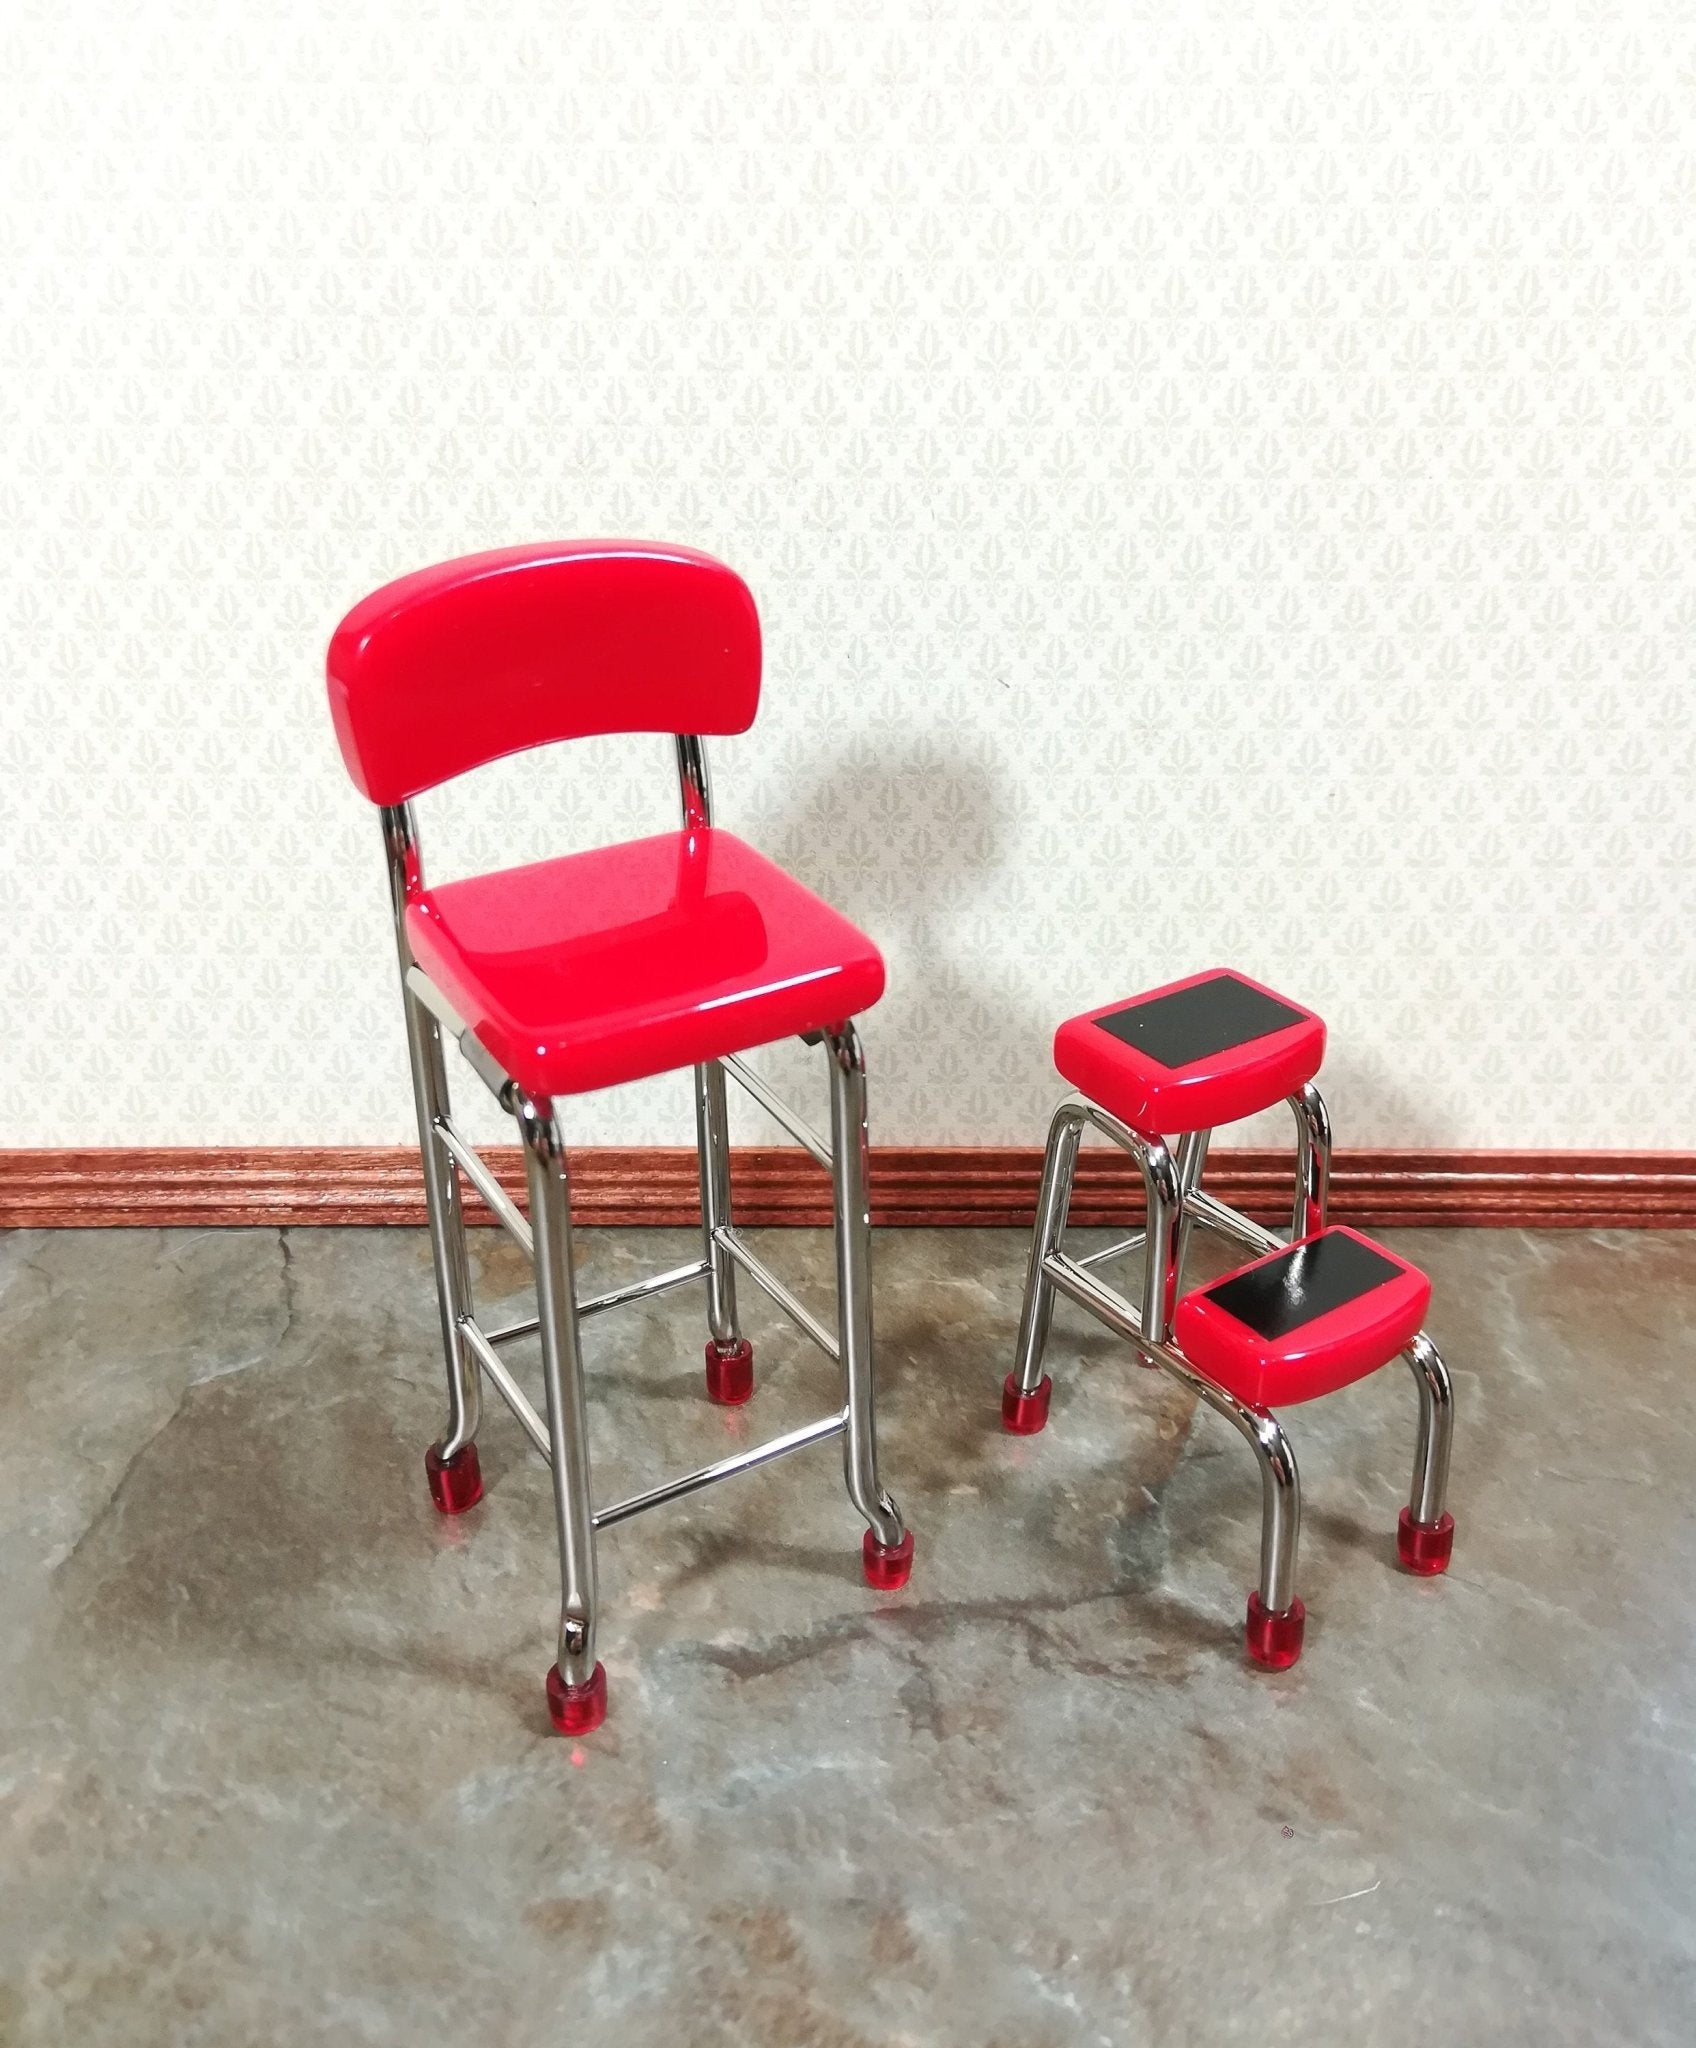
[1174,1226,1432,1408]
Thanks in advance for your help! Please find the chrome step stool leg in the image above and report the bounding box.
[1004,1101,1086,1433]
[517,1094,607,1734]
[1399,1331,1457,1574]
[1237,1405,1305,1668]
[825,1023,912,1587]
[386,803,482,1514]
[695,1059,753,1404]
[1289,1081,1332,1241]
[1173,1126,1212,1293]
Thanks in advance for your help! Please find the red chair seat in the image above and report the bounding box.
[405,827,885,1098]
[1174,1227,1431,1408]
[1053,969,1325,1136]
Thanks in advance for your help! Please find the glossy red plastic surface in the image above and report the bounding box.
[546,1661,608,1735]
[327,542,761,804]
[1053,969,1325,1137]
[405,827,885,1098]
[1174,1228,1431,1408]
[1001,1372,1052,1434]
[863,1529,915,1590]
[705,1337,754,1405]
[1245,1592,1306,1669]
[1397,1508,1455,1575]
[424,1441,484,1514]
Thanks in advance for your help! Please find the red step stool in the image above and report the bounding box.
[1005,970,1456,1669]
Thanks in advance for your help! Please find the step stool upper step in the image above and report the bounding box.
[1174,1226,1431,1409]
[1053,969,1325,1136]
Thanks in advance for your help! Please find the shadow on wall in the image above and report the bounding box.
[741,744,1471,1156]
[745,738,1052,1141]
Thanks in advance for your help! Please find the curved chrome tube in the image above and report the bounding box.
[825,1022,905,1550]
[1404,1330,1455,1527]
[516,1091,600,1687]
[382,803,480,1461]
[1010,1100,1087,1397]
[1241,1404,1301,1615]
[1288,1080,1332,1242]
[1173,1127,1212,1291]
[1011,1095,1183,1393]
[1076,1098,1183,1348]
[694,1059,742,1349]
[674,733,713,829]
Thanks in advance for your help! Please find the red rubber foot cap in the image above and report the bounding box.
[1398,1508,1455,1575]
[705,1338,754,1406]
[546,1661,608,1736]
[424,1442,483,1515]
[1002,1372,1052,1434]
[1245,1591,1306,1670]
[863,1529,915,1590]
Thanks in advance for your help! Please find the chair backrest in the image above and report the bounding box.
[326,541,762,804]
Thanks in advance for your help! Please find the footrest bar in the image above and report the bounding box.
[717,1227,841,1361]
[1042,1250,1265,1436]
[721,1054,833,1171]
[1074,1231,1146,1271]
[459,1316,551,1462]
[1044,1248,1151,1355]
[1184,1187,1281,1257]
[593,1410,847,1530]
[484,1257,711,1346]
[435,1117,534,1257]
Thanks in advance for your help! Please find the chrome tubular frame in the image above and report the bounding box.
[459,1316,550,1461]
[1012,1097,1181,1401]
[384,803,480,1463]
[1008,1078,1448,1625]
[826,1021,905,1550]
[694,1056,743,1350]
[720,1230,841,1359]
[1289,1081,1332,1241]
[674,731,712,831]
[380,734,908,1696]
[1009,1091,1302,1614]
[1073,1231,1146,1273]
[1173,1126,1212,1292]
[1405,1330,1455,1528]
[595,1410,846,1531]
[1010,1101,1085,1399]
[1039,1244,1301,1616]
[721,1053,833,1169]
[481,1258,711,1346]
[435,1112,532,1253]
[516,1091,599,1688]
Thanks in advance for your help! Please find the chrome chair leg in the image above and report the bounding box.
[402,980,483,1509]
[517,1093,607,1732]
[694,1058,753,1404]
[1004,1101,1086,1432]
[824,1023,911,1583]
[1399,1331,1457,1573]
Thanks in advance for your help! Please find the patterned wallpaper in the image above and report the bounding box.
[4,3,1694,1151]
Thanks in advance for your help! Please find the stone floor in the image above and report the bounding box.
[1,1222,1693,2047]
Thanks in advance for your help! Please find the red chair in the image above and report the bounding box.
[326,541,913,1736]
[1005,970,1455,1670]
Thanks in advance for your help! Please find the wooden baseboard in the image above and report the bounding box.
[1,1145,1691,1230]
